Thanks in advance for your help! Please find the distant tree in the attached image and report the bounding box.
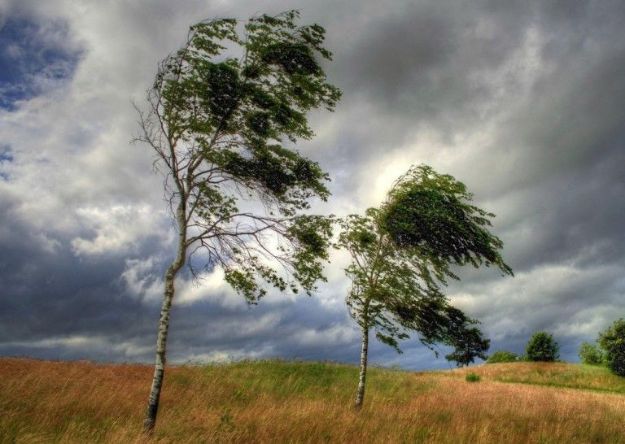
[135,11,340,433]
[445,328,490,367]
[598,319,625,376]
[337,165,512,409]
[487,350,519,364]
[578,342,604,366]
[525,332,559,362]
[443,306,490,367]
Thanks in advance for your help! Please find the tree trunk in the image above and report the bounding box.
[354,321,369,410]
[143,202,186,434]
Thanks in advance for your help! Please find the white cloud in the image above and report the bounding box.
[175,268,243,307]
[181,347,273,364]
[71,204,168,256]
[449,263,625,343]
[120,256,163,303]
[294,324,359,347]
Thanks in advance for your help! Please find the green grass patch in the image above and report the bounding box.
[467,362,625,394]
[465,372,481,382]
[192,359,433,404]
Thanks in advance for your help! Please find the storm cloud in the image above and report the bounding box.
[1,0,624,369]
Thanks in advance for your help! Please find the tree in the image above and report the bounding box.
[337,165,512,409]
[598,319,625,376]
[135,11,341,432]
[579,341,604,365]
[443,307,490,367]
[525,331,559,362]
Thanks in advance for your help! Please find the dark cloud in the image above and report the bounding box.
[0,193,454,370]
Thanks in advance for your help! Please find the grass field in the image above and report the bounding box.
[2,358,625,443]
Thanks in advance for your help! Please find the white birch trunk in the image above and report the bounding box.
[143,202,186,433]
[354,321,369,410]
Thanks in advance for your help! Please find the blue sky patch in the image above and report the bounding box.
[0,17,81,110]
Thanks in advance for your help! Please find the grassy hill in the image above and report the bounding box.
[2,358,625,443]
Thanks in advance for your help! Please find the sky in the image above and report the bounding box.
[1,0,624,370]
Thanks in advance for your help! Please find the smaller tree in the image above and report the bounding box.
[486,350,519,364]
[443,307,490,367]
[578,342,604,366]
[526,331,559,362]
[598,319,625,376]
[337,165,512,409]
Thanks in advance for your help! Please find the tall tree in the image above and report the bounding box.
[135,11,340,432]
[337,165,512,409]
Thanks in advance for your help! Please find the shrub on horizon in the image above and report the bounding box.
[526,331,559,362]
[486,350,519,364]
[578,342,605,366]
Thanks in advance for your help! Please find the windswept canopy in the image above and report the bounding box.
[137,10,341,301]
[381,165,513,276]
[338,164,512,365]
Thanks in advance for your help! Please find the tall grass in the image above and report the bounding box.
[2,358,625,443]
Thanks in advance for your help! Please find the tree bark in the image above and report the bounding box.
[354,320,369,410]
[143,202,186,434]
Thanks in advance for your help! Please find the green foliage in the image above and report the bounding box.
[579,342,605,366]
[138,10,341,301]
[598,319,625,376]
[487,350,519,364]
[337,164,511,359]
[526,332,559,362]
[287,215,334,292]
[381,165,513,276]
[465,372,480,382]
[444,313,490,367]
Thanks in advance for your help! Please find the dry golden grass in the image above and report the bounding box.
[2,358,625,443]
